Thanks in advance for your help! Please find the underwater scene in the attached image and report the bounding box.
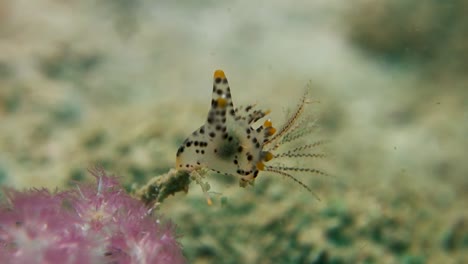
[0,1,467,263]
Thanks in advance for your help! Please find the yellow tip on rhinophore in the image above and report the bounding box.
[256,161,265,171]
[217,98,227,108]
[266,127,276,136]
[214,69,225,79]
[207,197,213,206]
[264,119,272,128]
[264,151,273,162]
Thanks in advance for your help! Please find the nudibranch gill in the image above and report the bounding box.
[176,69,327,195]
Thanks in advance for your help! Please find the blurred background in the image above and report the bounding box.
[0,1,467,263]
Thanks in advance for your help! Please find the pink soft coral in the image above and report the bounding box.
[0,167,185,264]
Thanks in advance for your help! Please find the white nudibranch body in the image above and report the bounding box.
[176,70,327,198]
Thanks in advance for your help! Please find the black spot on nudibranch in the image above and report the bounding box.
[200,127,205,134]
[209,132,216,138]
[254,171,259,178]
[215,78,222,84]
[216,89,223,95]
[222,79,228,84]
[177,146,184,156]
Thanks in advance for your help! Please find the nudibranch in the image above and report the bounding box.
[176,70,327,201]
